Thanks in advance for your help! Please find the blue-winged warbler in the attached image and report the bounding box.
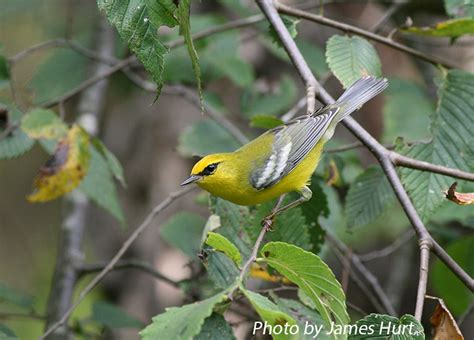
[181,76,388,218]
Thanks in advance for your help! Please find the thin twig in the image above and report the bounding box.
[276,3,459,69]
[327,233,397,316]
[40,186,196,339]
[359,229,415,262]
[414,240,430,320]
[391,152,474,182]
[79,259,180,288]
[369,2,404,33]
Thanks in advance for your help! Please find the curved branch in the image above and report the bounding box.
[276,3,459,69]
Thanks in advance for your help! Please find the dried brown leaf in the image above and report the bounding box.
[428,295,464,340]
[444,182,474,205]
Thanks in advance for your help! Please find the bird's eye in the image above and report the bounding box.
[203,163,217,175]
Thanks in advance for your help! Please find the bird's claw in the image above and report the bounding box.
[261,215,275,231]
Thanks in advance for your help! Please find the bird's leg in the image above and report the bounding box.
[262,187,312,228]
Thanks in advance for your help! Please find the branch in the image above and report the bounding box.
[358,229,415,262]
[276,3,459,69]
[256,0,473,322]
[40,185,196,339]
[414,239,430,320]
[79,259,180,288]
[43,18,115,339]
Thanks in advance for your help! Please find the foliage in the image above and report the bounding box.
[348,314,424,339]
[403,18,474,39]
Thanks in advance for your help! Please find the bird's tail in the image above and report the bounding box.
[333,76,388,123]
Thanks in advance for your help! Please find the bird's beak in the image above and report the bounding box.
[180,175,202,186]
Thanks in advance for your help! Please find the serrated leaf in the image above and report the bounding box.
[92,301,144,329]
[178,119,241,157]
[139,291,228,340]
[272,296,331,340]
[431,235,474,315]
[205,232,242,266]
[326,35,381,88]
[161,212,206,258]
[28,125,90,202]
[21,109,68,140]
[79,147,124,223]
[241,288,297,340]
[0,324,17,339]
[97,0,170,95]
[91,138,126,187]
[348,314,424,339]
[252,198,312,251]
[445,0,474,18]
[345,166,395,228]
[145,0,177,27]
[300,176,329,254]
[0,282,34,309]
[207,251,240,289]
[261,242,349,331]
[194,313,236,340]
[177,0,202,106]
[250,115,284,129]
[403,18,474,38]
[209,197,253,257]
[399,70,474,222]
[269,15,299,48]
[0,105,34,159]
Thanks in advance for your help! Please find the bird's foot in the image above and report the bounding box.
[261,215,275,231]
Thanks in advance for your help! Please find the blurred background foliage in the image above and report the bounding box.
[0,0,473,339]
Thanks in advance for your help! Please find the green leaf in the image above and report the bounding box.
[92,301,144,329]
[210,197,253,257]
[241,289,297,340]
[21,109,68,140]
[250,115,284,129]
[345,166,395,228]
[194,313,236,340]
[91,138,126,187]
[0,51,10,90]
[242,75,297,117]
[261,242,349,330]
[0,282,34,309]
[252,198,312,251]
[382,78,433,143]
[445,0,474,18]
[205,232,242,266]
[177,0,202,106]
[300,176,329,254]
[0,324,18,339]
[145,0,177,27]
[97,0,170,95]
[0,105,34,159]
[29,47,88,105]
[348,314,424,339]
[178,119,241,157]
[326,35,382,88]
[212,57,254,88]
[403,18,474,38]
[269,15,299,47]
[161,212,206,258]
[399,70,474,222]
[207,251,240,289]
[79,147,125,223]
[431,235,474,315]
[140,292,228,340]
[272,296,331,340]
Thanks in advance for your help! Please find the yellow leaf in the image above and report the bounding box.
[427,296,464,340]
[249,263,291,284]
[28,125,90,202]
[444,182,474,205]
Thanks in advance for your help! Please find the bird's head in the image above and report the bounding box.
[180,153,231,187]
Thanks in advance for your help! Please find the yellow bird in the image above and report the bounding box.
[181,76,388,219]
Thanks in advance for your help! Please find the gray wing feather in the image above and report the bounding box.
[250,108,337,190]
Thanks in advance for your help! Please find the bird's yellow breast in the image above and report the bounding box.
[196,134,325,205]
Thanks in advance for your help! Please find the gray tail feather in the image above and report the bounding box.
[333,76,388,122]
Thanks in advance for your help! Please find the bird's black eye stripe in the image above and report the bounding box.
[201,163,218,176]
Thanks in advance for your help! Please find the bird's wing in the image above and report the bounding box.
[250,107,338,190]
